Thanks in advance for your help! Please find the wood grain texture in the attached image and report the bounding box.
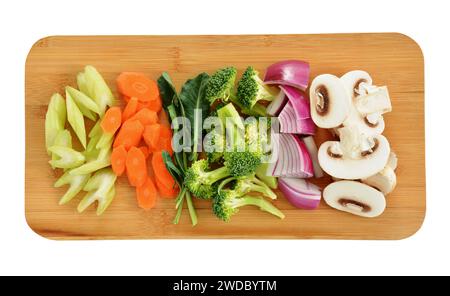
[25,34,425,240]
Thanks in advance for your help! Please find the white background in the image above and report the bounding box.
[0,0,448,276]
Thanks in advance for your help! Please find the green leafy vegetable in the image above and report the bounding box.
[157,72,178,110]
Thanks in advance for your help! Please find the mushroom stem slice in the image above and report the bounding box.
[387,151,398,171]
[323,180,386,218]
[362,166,397,195]
[318,135,391,180]
[355,86,392,117]
[309,74,351,128]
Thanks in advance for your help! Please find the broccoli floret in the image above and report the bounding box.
[236,66,278,110]
[205,67,237,105]
[223,151,261,178]
[184,159,229,199]
[233,176,277,200]
[206,131,225,164]
[212,189,284,222]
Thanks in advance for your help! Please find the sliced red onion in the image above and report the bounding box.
[264,60,310,91]
[279,102,315,135]
[271,134,313,178]
[266,91,288,116]
[302,136,324,178]
[279,177,321,210]
[280,85,310,119]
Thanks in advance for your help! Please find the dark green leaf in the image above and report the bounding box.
[162,150,183,186]
[157,72,178,111]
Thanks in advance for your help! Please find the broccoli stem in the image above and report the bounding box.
[250,177,277,200]
[204,166,230,185]
[234,196,285,219]
[185,191,198,226]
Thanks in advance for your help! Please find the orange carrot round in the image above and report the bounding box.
[122,97,139,122]
[155,177,179,199]
[143,124,161,152]
[111,145,128,176]
[128,108,158,126]
[136,177,158,210]
[137,95,162,113]
[117,72,159,102]
[126,147,148,187]
[158,125,173,155]
[101,107,122,134]
[113,120,144,150]
[138,146,150,159]
[152,151,176,191]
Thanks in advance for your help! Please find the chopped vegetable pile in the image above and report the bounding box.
[45,60,397,224]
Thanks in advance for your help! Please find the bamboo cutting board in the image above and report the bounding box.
[25,34,425,240]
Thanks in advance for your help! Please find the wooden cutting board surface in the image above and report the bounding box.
[25,34,425,240]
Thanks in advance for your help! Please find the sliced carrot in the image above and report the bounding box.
[157,124,173,155]
[138,146,150,159]
[155,177,179,199]
[137,94,162,113]
[113,120,144,150]
[152,151,177,191]
[136,177,158,210]
[126,147,148,187]
[143,124,161,151]
[159,110,170,127]
[111,145,127,176]
[100,107,122,134]
[122,97,139,122]
[128,108,158,126]
[116,72,159,102]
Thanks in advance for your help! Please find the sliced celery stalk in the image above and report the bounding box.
[84,65,116,116]
[84,134,101,161]
[48,146,85,169]
[78,168,117,215]
[77,72,92,98]
[69,147,111,175]
[50,129,72,169]
[66,86,101,115]
[45,93,66,154]
[95,132,114,150]
[66,90,87,148]
[65,87,97,121]
[54,171,91,205]
[88,120,102,138]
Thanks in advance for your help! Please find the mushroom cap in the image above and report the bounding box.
[318,134,391,179]
[362,166,397,195]
[309,74,351,128]
[323,180,386,218]
[341,70,373,99]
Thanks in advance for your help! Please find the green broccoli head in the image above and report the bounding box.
[205,67,237,105]
[236,66,278,109]
[184,159,229,199]
[212,188,285,222]
[224,150,262,178]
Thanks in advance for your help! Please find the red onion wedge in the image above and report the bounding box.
[279,177,321,210]
[302,136,324,178]
[264,60,310,91]
[279,101,315,135]
[266,91,288,116]
[280,85,311,120]
[271,134,313,178]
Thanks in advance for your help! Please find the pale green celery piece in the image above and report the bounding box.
[66,90,87,148]
[45,93,66,154]
[51,130,72,169]
[84,65,116,116]
[48,146,85,169]
[65,87,97,121]
[88,120,102,138]
[84,134,101,161]
[69,147,111,175]
[77,168,117,215]
[54,171,91,205]
[217,103,244,130]
[256,163,278,190]
[77,72,92,98]
[95,132,114,150]
[66,86,101,115]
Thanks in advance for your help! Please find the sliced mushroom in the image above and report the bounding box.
[323,180,386,218]
[318,134,391,179]
[340,70,389,136]
[387,151,398,171]
[309,74,351,128]
[362,166,397,195]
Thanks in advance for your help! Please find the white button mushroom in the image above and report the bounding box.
[362,166,397,195]
[387,151,398,171]
[318,134,391,180]
[309,74,351,128]
[323,180,386,218]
